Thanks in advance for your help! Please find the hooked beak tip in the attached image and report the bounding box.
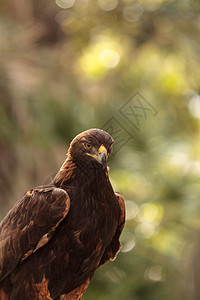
[97,149,107,168]
[101,152,107,168]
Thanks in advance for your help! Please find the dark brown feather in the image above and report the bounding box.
[0,187,70,281]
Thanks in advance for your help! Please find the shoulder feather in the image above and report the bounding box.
[0,186,70,282]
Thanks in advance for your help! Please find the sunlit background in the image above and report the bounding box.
[0,0,200,299]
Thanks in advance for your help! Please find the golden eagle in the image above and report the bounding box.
[0,129,125,299]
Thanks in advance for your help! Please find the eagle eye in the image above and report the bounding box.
[84,143,92,150]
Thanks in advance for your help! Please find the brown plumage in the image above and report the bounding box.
[0,128,125,300]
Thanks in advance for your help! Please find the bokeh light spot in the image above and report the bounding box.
[135,222,156,239]
[123,3,143,22]
[138,203,163,223]
[98,0,118,11]
[98,49,120,68]
[145,266,163,282]
[188,94,200,119]
[55,0,76,9]
[125,200,139,220]
[121,231,136,253]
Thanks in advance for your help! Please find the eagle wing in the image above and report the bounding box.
[0,186,70,282]
[99,193,125,266]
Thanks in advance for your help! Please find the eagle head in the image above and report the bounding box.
[68,129,114,169]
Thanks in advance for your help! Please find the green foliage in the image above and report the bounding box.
[0,0,200,298]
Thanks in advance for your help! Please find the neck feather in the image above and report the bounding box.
[53,155,107,189]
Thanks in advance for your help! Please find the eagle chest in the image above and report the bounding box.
[69,187,118,250]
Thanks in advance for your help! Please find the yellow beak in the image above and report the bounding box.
[86,145,108,168]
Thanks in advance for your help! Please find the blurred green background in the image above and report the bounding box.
[0,0,200,299]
